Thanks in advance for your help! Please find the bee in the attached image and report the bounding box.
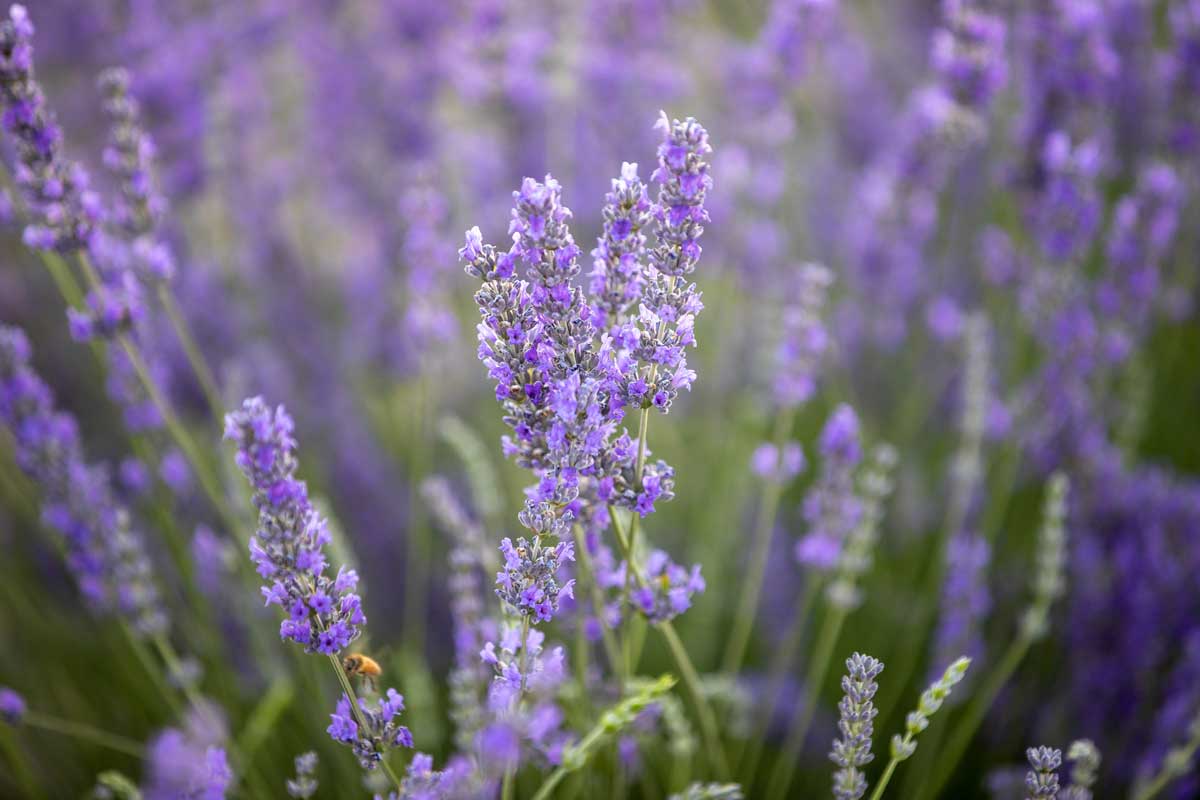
[343,653,383,691]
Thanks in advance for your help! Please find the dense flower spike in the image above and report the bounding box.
[1061,740,1100,800]
[496,535,575,623]
[932,0,1009,108]
[830,653,884,800]
[422,477,495,750]
[0,325,166,636]
[1021,472,1069,639]
[590,162,653,328]
[773,263,833,409]
[648,112,712,279]
[627,112,713,414]
[0,4,98,251]
[827,443,897,610]
[326,689,413,770]
[97,65,175,282]
[796,404,863,570]
[931,531,990,681]
[224,397,365,654]
[1025,746,1063,799]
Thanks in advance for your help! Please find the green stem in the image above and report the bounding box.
[1132,727,1200,800]
[40,251,86,309]
[867,748,907,800]
[403,379,433,662]
[764,606,847,800]
[157,283,224,421]
[531,724,610,800]
[328,653,404,793]
[574,524,622,688]
[115,329,238,534]
[722,409,794,675]
[658,621,730,779]
[923,634,1031,800]
[502,616,534,800]
[21,711,144,759]
[738,578,820,779]
[0,726,39,797]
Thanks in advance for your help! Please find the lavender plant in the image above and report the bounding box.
[3,0,1200,797]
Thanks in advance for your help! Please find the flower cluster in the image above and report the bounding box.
[479,623,570,767]
[773,263,833,409]
[0,325,166,637]
[224,397,365,654]
[496,536,575,623]
[285,751,318,799]
[830,653,884,800]
[1062,740,1101,800]
[143,702,231,800]
[889,657,970,762]
[461,114,713,628]
[326,689,413,771]
[0,4,99,251]
[1025,746,1063,799]
[931,0,1009,109]
[796,405,863,570]
[627,112,712,414]
[589,161,653,328]
[1033,132,1104,264]
[631,550,706,623]
[931,531,990,682]
[827,443,897,611]
[1021,472,1069,640]
[397,752,478,800]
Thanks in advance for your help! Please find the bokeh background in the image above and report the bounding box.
[1,0,1199,797]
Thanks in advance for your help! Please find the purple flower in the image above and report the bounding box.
[0,5,99,252]
[796,405,863,571]
[225,397,365,655]
[0,325,167,637]
[930,531,990,693]
[495,536,575,623]
[0,687,25,724]
[831,653,884,800]
[326,690,414,771]
[143,701,230,800]
[590,161,653,327]
[630,549,705,623]
[774,263,833,408]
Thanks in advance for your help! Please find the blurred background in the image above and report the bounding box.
[0,0,1198,797]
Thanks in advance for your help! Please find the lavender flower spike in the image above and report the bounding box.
[224,397,365,654]
[98,65,175,282]
[0,325,166,637]
[1025,746,1063,799]
[590,161,653,328]
[648,111,712,279]
[495,535,575,623]
[1020,472,1069,640]
[1061,740,1100,800]
[830,652,884,800]
[0,4,99,252]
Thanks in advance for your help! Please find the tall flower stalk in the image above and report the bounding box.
[224,397,405,791]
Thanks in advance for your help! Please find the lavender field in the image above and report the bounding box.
[0,1,1198,798]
